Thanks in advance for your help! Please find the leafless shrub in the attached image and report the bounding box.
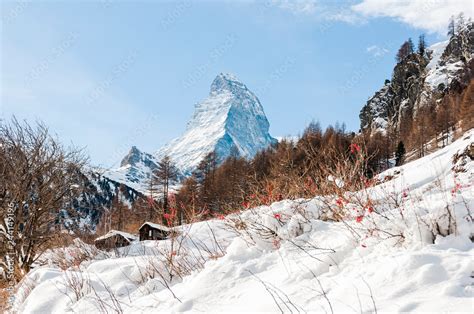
[38,238,103,270]
[247,270,304,314]
[0,117,87,280]
[55,268,91,304]
[89,276,125,313]
[303,266,334,314]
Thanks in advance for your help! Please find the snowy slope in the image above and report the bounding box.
[13,130,474,313]
[155,73,277,175]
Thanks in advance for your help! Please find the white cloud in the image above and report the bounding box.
[352,0,473,34]
[271,0,318,15]
[366,45,390,57]
[267,0,366,25]
[329,10,365,24]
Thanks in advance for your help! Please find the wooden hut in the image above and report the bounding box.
[94,230,137,250]
[139,222,171,241]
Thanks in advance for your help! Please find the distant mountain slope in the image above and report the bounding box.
[70,169,143,230]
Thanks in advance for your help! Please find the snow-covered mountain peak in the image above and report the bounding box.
[210,72,246,95]
[105,73,276,191]
[101,146,158,191]
[120,146,142,167]
[156,73,276,175]
[120,146,157,169]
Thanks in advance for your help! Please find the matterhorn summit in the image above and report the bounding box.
[105,73,276,190]
[156,73,277,175]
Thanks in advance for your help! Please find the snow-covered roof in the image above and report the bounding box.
[95,230,138,242]
[139,221,171,232]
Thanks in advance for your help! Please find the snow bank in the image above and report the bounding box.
[13,130,474,313]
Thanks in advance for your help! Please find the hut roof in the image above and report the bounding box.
[95,230,138,242]
[139,222,171,232]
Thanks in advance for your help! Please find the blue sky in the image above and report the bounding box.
[1,0,471,167]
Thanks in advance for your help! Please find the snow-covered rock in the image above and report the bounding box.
[360,21,473,134]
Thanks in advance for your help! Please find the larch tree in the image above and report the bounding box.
[396,39,414,62]
[145,169,160,220]
[156,155,179,214]
[459,81,474,131]
[436,95,456,147]
[110,185,129,231]
[176,176,199,223]
[194,151,218,212]
[412,105,434,157]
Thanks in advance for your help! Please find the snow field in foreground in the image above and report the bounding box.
[14,130,474,313]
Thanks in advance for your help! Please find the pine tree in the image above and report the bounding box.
[407,38,414,54]
[395,141,406,166]
[417,34,426,56]
[456,12,465,34]
[448,16,455,37]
